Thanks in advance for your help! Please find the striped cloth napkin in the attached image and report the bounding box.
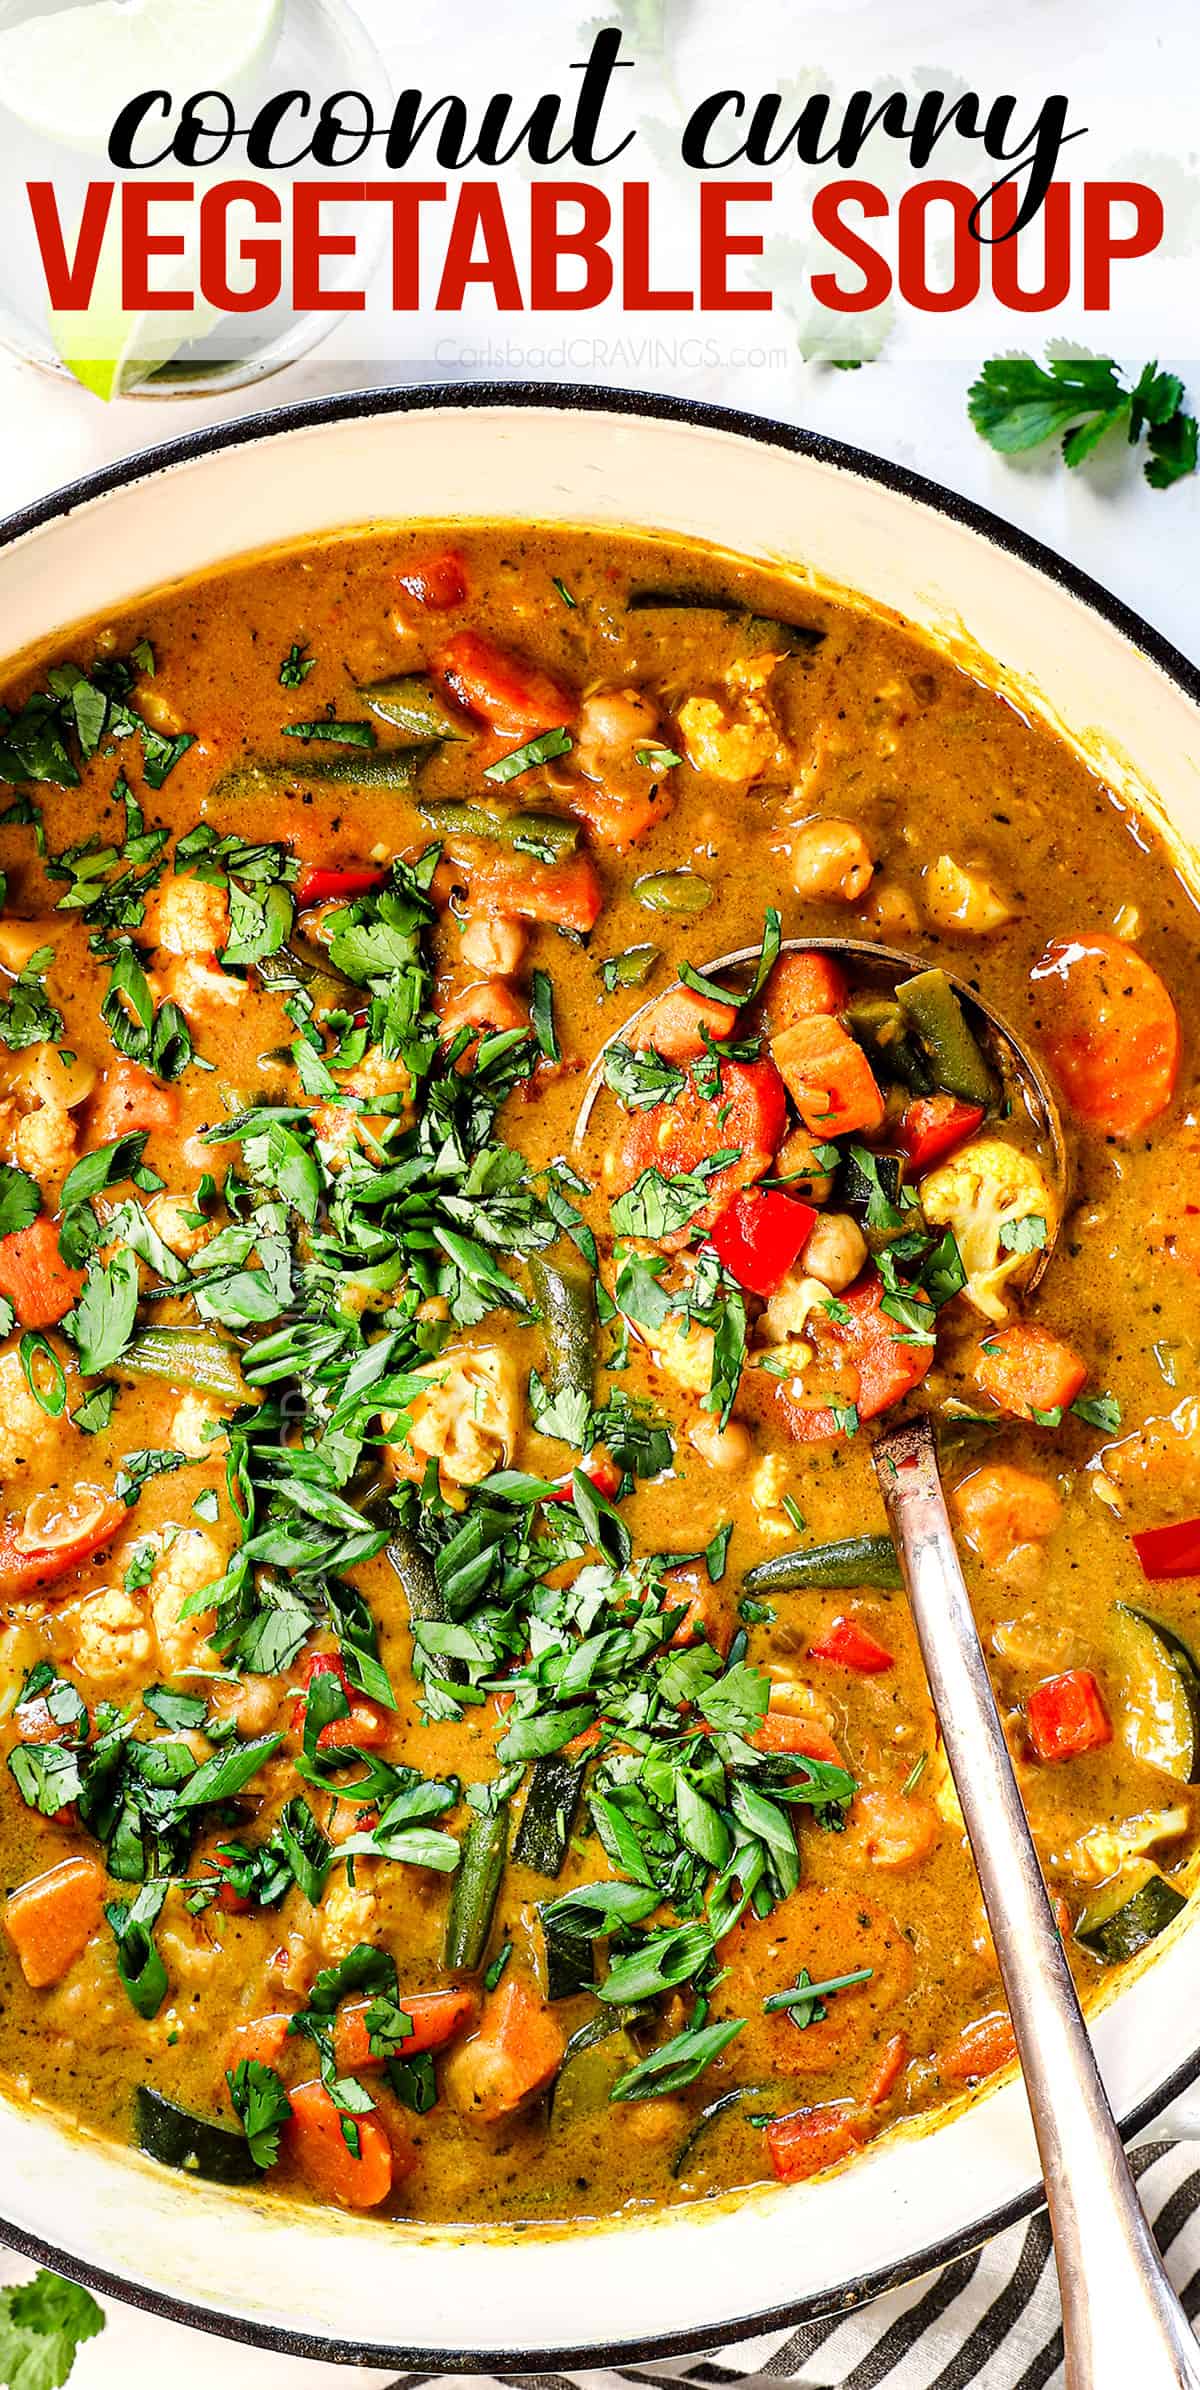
[10,2139,1200,2390]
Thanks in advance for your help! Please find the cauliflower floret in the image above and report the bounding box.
[677,694,778,785]
[169,1393,230,1460]
[920,1136,1056,1323]
[0,1348,74,1484]
[923,855,1016,936]
[152,953,241,1023]
[148,1524,232,1672]
[310,1866,379,1962]
[141,874,230,958]
[69,1586,154,1689]
[1065,1808,1188,1885]
[389,1340,520,1489]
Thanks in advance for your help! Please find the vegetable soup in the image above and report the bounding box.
[0,524,1196,2223]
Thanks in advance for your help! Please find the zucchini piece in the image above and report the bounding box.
[845,993,934,1095]
[386,1529,466,1687]
[119,1326,250,1405]
[549,2012,643,2130]
[512,1752,586,1876]
[539,1905,595,2001]
[360,675,467,743]
[742,1532,902,1597]
[528,1252,595,1409]
[633,869,713,917]
[1075,1862,1187,1963]
[134,2086,258,2185]
[671,2081,774,2180]
[444,1803,509,1971]
[1111,1606,1200,1782]
[626,590,825,654]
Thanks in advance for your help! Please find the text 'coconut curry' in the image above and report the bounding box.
[0,526,1196,2223]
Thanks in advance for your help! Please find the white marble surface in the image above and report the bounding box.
[0,308,1198,2390]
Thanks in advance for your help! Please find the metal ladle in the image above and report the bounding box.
[578,935,1200,2390]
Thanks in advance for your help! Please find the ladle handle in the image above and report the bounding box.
[873,1416,1200,2390]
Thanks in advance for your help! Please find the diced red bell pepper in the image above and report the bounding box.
[542,1452,622,1505]
[708,1189,817,1298]
[296,862,389,908]
[432,631,575,741]
[291,1652,390,1752]
[398,550,468,610]
[897,1094,984,1173]
[765,2101,866,2183]
[1133,1518,1200,1581]
[0,1495,127,1596]
[809,1616,894,1673]
[1026,1668,1111,1763]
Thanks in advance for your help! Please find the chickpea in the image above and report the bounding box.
[688,1412,753,1472]
[801,1211,868,1293]
[460,913,528,976]
[789,817,874,902]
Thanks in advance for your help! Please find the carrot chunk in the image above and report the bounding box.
[844,1791,939,1871]
[770,1015,885,1138]
[432,631,575,740]
[1026,1668,1111,1763]
[974,1324,1087,1422]
[398,549,467,609]
[757,950,848,1033]
[939,2010,1017,2084]
[443,1975,565,2125]
[226,2012,295,2074]
[952,1464,1062,1567]
[5,1857,106,1988]
[751,1707,844,1766]
[87,1062,180,1148]
[0,1215,84,1328]
[631,987,738,1061]
[765,2101,866,2183]
[1032,934,1180,1139]
[284,2080,404,2208]
[610,1057,788,1242]
[864,2031,909,2107]
[457,848,603,935]
[335,1988,477,2074]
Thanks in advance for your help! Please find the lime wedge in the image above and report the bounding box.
[0,0,283,154]
[49,223,223,401]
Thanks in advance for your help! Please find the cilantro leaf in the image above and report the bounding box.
[969,352,1198,489]
[0,2271,104,2390]
[226,2058,291,2169]
[0,1163,40,1240]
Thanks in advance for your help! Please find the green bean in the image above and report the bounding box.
[255,938,359,1015]
[599,945,660,990]
[215,746,433,801]
[742,1532,902,1596]
[626,590,825,654]
[417,800,579,859]
[119,1326,250,1404]
[360,675,467,743]
[633,869,713,917]
[529,1251,595,1407]
[895,970,998,1108]
[444,1803,510,1971]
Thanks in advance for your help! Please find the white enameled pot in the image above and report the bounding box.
[1,387,1199,2371]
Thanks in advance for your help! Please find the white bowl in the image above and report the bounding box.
[2,387,1199,2370]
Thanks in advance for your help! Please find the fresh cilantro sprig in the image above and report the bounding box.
[968,354,1199,488]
